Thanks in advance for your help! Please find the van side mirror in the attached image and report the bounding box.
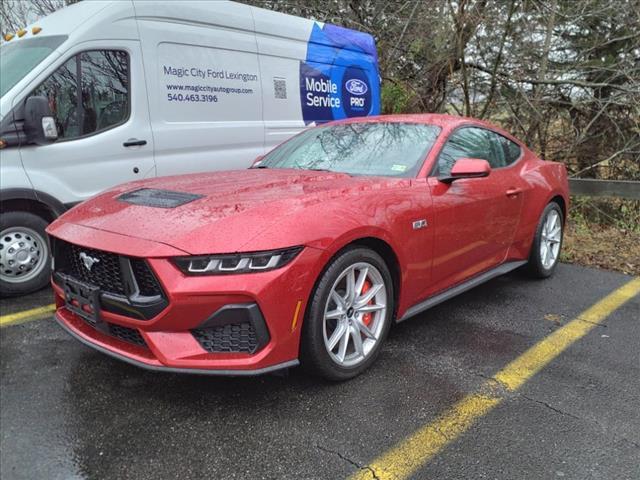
[24,96,58,145]
[439,158,491,184]
[250,155,265,168]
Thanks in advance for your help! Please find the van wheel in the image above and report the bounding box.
[301,247,394,381]
[0,212,51,296]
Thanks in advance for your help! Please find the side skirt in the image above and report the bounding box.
[397,260,527,323]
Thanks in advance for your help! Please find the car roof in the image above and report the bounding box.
[328,113,522,145]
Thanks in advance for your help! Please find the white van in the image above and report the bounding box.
[0,0,381,295]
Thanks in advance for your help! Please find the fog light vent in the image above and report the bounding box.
[109,323,147,347]
[192,323,259,354]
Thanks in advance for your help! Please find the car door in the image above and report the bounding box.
[18,41,155,205]
[427,126,523,293]
[484,129,526,249]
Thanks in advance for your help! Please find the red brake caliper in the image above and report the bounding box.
[361,279,374,326]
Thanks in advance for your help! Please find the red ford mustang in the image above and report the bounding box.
[47,114,569,380]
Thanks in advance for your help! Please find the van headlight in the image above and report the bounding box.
[173,247,303,275]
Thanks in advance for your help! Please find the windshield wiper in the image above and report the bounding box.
[250,164,269,169]
[306,167,353,176]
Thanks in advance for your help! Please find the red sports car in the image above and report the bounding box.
[47,114,569,380]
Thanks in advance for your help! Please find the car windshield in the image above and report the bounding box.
[259,122,441,178]
[0,35,67,98]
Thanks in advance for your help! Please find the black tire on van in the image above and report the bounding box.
[0,212,52,296]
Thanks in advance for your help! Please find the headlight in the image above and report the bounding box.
[173,246,303,275]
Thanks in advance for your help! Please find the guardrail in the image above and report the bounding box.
[569,179,640,200]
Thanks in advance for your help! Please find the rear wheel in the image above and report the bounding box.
[301,247,394,381]
[0,212,51,296]
[527,202,564,278]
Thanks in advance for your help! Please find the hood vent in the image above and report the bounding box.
[118,188,204,208]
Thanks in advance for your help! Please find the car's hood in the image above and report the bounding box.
[54,169,408,255]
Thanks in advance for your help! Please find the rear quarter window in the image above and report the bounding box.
[500,136,522,165]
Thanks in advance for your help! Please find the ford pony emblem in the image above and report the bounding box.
[79,252,100,272]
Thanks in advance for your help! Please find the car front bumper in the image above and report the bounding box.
[54,309,300,375]
[51,239,325,375]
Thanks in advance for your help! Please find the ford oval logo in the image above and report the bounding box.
[345,79,368,96]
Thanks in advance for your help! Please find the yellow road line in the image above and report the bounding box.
[0,303,56,328]
[350,277,640,480]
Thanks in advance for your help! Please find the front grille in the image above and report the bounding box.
[62,242,125,295]
[192,323,259,354]
[54,240,162,298]
[108,323,146,347]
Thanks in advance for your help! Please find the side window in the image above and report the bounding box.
[32,57,79,138]
[30,50,129,140]
[436,127,493,175]
[487,131,507,168]
[500,135,522,165]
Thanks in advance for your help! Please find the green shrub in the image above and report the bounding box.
[381,82,414,114]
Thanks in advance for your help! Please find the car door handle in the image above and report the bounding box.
[506,188,522,196]
[123,139,147,147]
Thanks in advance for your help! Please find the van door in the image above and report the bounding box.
[18,41,155,205]
[133,0,264,175]
[251,8,312,151]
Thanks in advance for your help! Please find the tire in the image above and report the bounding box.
[301,247,394,381]
[526,202,564,278]
[0,212,52,296]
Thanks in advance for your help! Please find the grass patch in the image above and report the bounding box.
[561,197,640,276]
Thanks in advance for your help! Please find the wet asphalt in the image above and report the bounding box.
[1,263,639,480]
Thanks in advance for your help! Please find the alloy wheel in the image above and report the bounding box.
[540,210,562,269]
[322,262,388,367]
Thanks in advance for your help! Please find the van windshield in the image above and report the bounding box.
[0,35,67,98]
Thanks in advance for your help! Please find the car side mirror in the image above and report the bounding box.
[439,158,491,184]
[23,96,58,145]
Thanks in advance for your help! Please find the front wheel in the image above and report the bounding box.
[0,212,52,296]
[301,247,394,381]
[527,202,564,278]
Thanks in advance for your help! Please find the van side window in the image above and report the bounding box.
[30,50,129,140]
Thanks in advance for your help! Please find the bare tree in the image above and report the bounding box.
[1,0,79,34]
[249,0,640,181]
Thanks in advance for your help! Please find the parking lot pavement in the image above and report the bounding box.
[1,264,638,480]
